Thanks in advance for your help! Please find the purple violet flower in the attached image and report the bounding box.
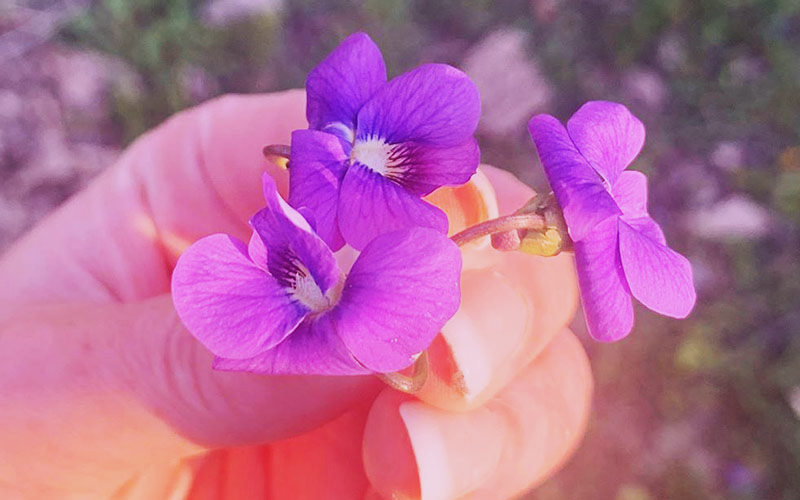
[171,175,462,375]
[528,101,696,341]
[289,32,481,250]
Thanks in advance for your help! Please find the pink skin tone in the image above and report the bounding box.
[0,91,592,500]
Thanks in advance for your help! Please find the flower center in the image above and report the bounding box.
[271,251,338,314]
[292,270,345,315]
[290,267,331,312]
[351,137,392,175]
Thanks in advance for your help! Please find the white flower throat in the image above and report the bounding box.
[287,262,345,315]
[351,137,393,175]
[290,270,330,312]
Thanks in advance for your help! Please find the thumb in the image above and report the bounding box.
[0,296,378,498]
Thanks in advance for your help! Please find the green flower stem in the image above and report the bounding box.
[450,213,547,247]
[377,351,429,393]
[262,144,291,159]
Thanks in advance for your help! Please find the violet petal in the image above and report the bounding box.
[392,138,480,196]
[356,63,480,147]
[567,100,645,185]
[172,234,307,359]
[618,218,696,318]
[337,163,449,250]
[573,218,635,341]
[247,230,268,270]
[621,214,666,245]
[297,207,318,232]
[529,114,621,241]
[212,316,370,376]
[288,130,348,250]
[306,32,387,141]
[611,170,649,217]
[332,228,462,372]
[253,174,340,296]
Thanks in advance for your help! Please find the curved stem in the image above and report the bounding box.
[262,144,291,159]
[450,213,546,247]
[377,351,429,394]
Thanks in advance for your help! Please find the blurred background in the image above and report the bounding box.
[2,0,799,498]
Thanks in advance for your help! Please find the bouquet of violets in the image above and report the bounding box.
[172,33,696,394]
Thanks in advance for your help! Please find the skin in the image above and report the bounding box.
[0,90,593,500]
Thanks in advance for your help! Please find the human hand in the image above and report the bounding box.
[0,91,592,500]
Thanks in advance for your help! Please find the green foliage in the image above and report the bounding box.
[60,0,282,143]
[60,0,214,141]
[774,170,800,223]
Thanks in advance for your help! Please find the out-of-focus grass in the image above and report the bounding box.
[59,1,800,499]
[60,0,280,142]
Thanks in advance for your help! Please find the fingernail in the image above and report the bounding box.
[417,270,530,409]
[398,401,506,500]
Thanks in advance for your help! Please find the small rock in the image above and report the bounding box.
[577,63,612,96]
[657,32,687,71]
[462,28,551,137]
[710,141,745,172]
[689,195,772,240]
[622,67,667,110]
[51,48,143,117]
[530,0,561,23]
[0,90,24,120]
[203,0,283,25]
[728,55,766,83]
[689,256,716,293]
[179,65,220,103]
[789,386,800,419]
[669,160,720,207]
[53,49,113,114]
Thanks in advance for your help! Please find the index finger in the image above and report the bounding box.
[0,91,307,304]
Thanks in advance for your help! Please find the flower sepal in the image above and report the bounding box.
[502,193,573,257]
